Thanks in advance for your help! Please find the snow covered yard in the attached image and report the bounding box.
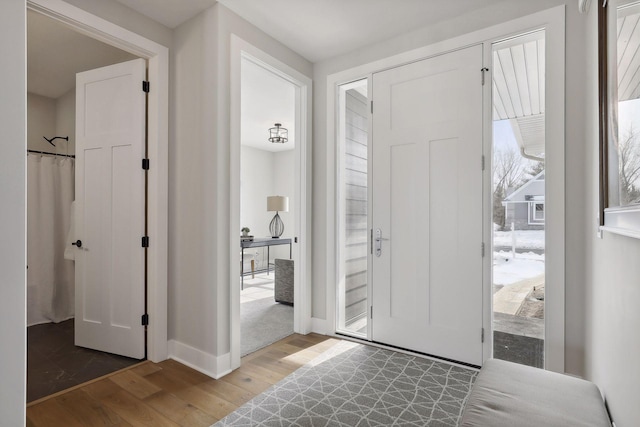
[492,229,545,285]
[493,229,545,250]
[493,250,544,285]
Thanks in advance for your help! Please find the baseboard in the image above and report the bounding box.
[311,317,329,335]
[168,339,232,379]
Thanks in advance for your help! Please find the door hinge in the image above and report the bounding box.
[370,306,373,319]
[142,158,150,170]
[142,81,150,93]
[370,100,373,114]
[481,327,485,343]
[481,242,485,257]
[481,155,485,171]
[481,67,489,85]
[141,313,149,326]
[142,236,150,248]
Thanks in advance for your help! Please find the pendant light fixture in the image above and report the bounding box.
[268,123,288,143]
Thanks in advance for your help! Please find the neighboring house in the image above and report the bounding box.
[503,171,545,230]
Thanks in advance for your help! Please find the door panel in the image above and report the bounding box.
[75,58,146,359]
[371,45,484,365]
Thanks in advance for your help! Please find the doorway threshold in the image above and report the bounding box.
[333,332,481,371]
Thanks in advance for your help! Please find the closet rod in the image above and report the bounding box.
[27,150,75,158]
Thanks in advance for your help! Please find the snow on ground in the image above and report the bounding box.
[493,251,545,285]
[493,230,545,249]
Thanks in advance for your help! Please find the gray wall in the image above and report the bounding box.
[0,1,26,424]
[170,3,312,358]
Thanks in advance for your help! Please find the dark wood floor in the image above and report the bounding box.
[26,333,341,426]
[28,319,141,402]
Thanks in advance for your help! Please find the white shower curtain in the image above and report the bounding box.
[27,154,75,326]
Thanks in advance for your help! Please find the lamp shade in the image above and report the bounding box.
[267,196,289,212]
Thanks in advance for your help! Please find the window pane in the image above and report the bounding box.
[616,2,640,206]
[337,79,369,337]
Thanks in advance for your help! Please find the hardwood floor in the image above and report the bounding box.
[26,333,341,427]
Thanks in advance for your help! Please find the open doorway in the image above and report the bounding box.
[230,36,312,369]
[491,30,546,368]
[238,57,296,356]
[26,10,145,402]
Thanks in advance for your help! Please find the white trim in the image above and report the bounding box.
[311,317,330,335]
[529,201,546,224]
[326,5,565,373]
[168,340,231,379]
[602,206,640,239]
[27,0,169,362]
[335,77,371,339]
[229,35,313,371]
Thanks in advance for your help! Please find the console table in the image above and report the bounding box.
[241,237,292,289]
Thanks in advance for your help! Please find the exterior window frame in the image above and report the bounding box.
[528,201,545,224]
[599,0,640,239]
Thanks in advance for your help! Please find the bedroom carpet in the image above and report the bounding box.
[241,277,293,357]
[215,340,478,426]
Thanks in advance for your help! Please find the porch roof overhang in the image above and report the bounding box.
[492,30,545,158]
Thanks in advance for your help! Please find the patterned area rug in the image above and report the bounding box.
[214,341,478,426]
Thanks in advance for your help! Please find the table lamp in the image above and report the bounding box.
[267,195,289,238]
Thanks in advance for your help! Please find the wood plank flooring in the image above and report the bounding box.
[26,333,341,427]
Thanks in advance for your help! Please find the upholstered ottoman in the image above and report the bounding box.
[460,359,611,427]
[274,259,293,305]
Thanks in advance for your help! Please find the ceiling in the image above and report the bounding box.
[116,0,505,63]
[116,0,217,29]
[28,10,137,99]
[241,59,296,153]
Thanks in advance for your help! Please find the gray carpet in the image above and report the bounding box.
[215,341,478,426]
[241,294,293,357]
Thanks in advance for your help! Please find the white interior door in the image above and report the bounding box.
[74,58,146,359]
[371,45,484,366]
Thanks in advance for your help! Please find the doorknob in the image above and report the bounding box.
[72,240,82,248]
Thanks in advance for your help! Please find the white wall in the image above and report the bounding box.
[27,91,76,155]
[583,5,640,426]
[27,93,56,151]
[240,145,274,237]
[273,149,296,236]
[240,146,295,265]
[56,89,76,155]
[311,0,588,376]
[0,1,26,425]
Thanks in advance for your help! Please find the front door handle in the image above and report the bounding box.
[375,229,389,257]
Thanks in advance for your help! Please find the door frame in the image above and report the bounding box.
[326,6,565,372]
[229,35,313,370]
[27,0,169,362]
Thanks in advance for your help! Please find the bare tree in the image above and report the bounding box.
[618,126,640,205]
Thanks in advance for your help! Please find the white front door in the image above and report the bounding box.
[74,59,146,359]
[371,45,484,365]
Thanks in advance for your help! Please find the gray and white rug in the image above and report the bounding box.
[215,341,478,426]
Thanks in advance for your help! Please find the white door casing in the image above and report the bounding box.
[371,45,484,366]
[75,58,146,359]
